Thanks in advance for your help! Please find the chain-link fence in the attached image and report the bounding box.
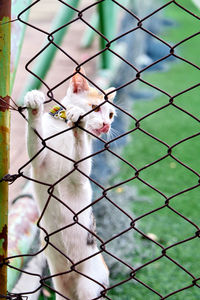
[0,0,200,299]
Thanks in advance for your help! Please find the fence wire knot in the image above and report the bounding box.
[0,173,22,185]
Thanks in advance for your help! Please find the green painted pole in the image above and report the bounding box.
[98,0,117,70]
[81,13,99,48]
[10,0,32,93]
[18,0,80,105]
[0,0,11,297]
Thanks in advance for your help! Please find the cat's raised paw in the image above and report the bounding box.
[66,105,85,123]
[25,90,45,113]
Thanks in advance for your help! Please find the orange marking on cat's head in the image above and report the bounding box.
[88,87,104,105]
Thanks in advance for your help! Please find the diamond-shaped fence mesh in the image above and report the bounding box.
[0,0,200,299]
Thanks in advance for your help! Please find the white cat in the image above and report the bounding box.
[24,68,116,300]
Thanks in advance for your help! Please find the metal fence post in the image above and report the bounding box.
[0,0,11,296]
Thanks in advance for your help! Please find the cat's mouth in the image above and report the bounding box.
[91,124,110,137]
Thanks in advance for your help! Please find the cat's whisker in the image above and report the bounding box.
[114,98,131,112]
[107,127,120,146]
[110,127,120,136]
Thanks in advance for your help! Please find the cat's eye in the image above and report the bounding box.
[109,112,114,119]
[92,105,100,112]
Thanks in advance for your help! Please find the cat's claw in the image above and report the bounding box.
[66,105,85,123]
[24,90,45,111]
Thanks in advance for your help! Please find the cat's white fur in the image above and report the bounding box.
[25,69,116,300]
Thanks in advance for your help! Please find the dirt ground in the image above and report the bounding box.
[10,0,98,200]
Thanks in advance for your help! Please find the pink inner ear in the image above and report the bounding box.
[71,72,89,94]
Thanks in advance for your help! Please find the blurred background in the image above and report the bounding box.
[7,0,200,299]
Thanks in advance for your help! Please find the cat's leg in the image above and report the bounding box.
[65,104,91,183]
[46,256,77,300]
[50,275,75,300]
[24,90,46,167]
[65,104,86,125]
[76,253,109,300]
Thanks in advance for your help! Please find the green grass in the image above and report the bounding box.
[109,1,200,299]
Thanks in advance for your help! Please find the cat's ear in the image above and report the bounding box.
[105,87,116,102]
[70,68,89,94]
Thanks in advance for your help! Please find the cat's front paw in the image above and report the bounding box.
[24,90,45,115]
[66,105,85,123]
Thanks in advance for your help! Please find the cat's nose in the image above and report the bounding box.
[100,123,110,133]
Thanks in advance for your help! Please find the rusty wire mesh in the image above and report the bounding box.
[1,0,200,299]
